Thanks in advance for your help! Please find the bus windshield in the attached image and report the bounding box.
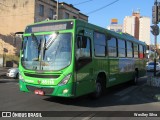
[21,33,72,71]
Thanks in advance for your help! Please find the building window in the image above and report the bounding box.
[117,29,122,32]
[64,12,69,19]
[39,4,44,16]
[94,32,106,57]
[73,16,77,19]
[49,8,54,19]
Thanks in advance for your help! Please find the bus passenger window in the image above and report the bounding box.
[94,32,106,57]
[118,39,126,57]
[127,41,133,57]
[133,43,138,58]
[108,37,117,57]
[139,45,144,58]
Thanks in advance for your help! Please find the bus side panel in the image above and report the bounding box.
[108,58,138,86]
[75,63,95,97]
[107,58,119,87]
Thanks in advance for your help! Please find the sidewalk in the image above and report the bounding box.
[146,72,160,101]
[139,84,160,101]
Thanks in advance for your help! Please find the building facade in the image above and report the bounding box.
[132,11,140,39]
[107,19,123,33]
[139,17,151,45]
[0,0,88,35]
[123,11,150,45]
[0,0,88,55]
[123,16,136,37]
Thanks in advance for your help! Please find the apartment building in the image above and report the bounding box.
[139,17,151,45]
[0,0,88,35]
[0,0,88,55]
[107,19,123,33]
[123,11,150,45]
[123,16,136,37]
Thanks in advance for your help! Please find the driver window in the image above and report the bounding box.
[76,36,91,59]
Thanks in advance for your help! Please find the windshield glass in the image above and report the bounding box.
[21,33,72,71]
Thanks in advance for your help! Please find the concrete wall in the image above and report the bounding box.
[0,0,35,34]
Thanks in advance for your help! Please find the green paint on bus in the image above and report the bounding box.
[19,19,146,98]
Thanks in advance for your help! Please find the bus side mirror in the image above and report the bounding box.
[15,32,24,40]
[77,36,87,48]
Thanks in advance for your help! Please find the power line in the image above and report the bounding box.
[86,0,120,15]
[73,0,94,6]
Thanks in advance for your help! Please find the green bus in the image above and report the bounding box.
[19,19,146,98]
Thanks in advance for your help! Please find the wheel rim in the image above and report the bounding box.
[96,82,102,97]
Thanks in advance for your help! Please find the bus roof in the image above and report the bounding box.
[25,19,146,45]
[75,19,146,45]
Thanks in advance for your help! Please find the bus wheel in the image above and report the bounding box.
[90,80,102,99]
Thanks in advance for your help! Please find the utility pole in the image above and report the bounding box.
[151,0,160,76]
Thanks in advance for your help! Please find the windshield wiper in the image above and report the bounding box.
[42,32,59,60]
[45,32,59,50]
[31,33,41,61]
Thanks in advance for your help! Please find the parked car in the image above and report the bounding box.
[6,68,19,79]
[146,62,160,71]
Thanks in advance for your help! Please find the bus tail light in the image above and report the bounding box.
[58,74,71,86]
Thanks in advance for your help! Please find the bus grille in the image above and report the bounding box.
[24,73,60,78]
[26,85,54,95]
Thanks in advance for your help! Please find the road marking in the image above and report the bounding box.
[114,86,138,96]
[81,113,95,120]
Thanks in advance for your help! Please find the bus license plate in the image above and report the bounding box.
[34,90,45,96]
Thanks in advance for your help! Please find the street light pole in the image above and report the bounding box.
[154,0,158,76]
[154,33,157,76]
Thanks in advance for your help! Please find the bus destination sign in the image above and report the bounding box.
[25,21,73,33]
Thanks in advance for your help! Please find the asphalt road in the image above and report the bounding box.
[0,74,160,120]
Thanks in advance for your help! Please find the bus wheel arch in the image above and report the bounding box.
[91,72,107,98]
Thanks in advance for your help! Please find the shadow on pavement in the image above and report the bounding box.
[44,78,160,108]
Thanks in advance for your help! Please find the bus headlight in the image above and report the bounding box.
[58,74,71,86]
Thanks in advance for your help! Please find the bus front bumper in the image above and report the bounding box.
[19,80,75,97]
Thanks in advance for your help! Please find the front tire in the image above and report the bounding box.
[90,80,103,99]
